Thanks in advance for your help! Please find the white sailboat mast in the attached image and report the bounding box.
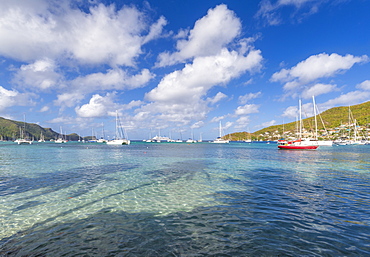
[299,99,302,139]
[219,121,222,138]
[312,96,318,140]
[115,110,119,139]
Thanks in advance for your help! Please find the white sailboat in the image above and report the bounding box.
[106,110,130,145]
[312,96,333,146]
[212,121,229,143]
[14,115,32,145]
[38,132,45,142]
[55,126,67,143]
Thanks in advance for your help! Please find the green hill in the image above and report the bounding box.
[226,101,370,141]
[0,117,80,141]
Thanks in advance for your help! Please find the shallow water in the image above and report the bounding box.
[0,141,369,256]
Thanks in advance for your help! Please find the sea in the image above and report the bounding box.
[0,141,369,256]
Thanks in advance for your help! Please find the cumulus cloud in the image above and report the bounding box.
[319,91,370,111]
[357,80,370,91]
[235,104,260,116]
[156,4,242,67]
[71,68,154,92]
[238,92,261,104]
[54,68,154,108]
[271,53,368,98]
[12,58,62,90]
[0,86,32,111]
[207,92,227,105]
[261,120,277,127]
[272,53,368,85]
[234,116,250,129]
[282,105,298,118]
[147,48,262,104]
[39,106,49,112]
[140,46,262,126]
[138,5,263,127]
[301,83,337,99]
[75,93,143,118]
[0,0,165,66]
[75,94,115,118]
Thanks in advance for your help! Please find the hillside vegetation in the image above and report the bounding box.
[0,117,80,141]
[226,101,370,141]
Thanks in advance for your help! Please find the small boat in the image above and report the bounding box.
[106,110,130,145]
[14,115,32,145]
[212,121,229,143]
[278,99,319,150]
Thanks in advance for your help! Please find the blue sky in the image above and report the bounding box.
[0,0,369,140]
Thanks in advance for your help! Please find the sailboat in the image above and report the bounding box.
[186,128,197,143]
[38,131,45,142]
[106,110,130,145]
[212,121,229,143]
[244,128,252,143]
[97,123,107,143]
[278,99,319,150]
[55,127,67,143]
[14,115,32,145]
[311,96,333,146]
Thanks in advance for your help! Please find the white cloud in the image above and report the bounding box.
[12,58,62,90]
[261,120,277,127]
[156,4,242,67]
[256,0,322,26]
[141,46,262,126]
[142,16,167,44]
[210,116,227,123]
[238,92,261,104]
[224,121,233,130]
[320,91,370,111]
[0,86,32,111]
[71,68,154,92]
[54,68,154,108]
[271,53,368,98]
[0,1,163,66]
[75,94,115,118]
[147,48,262,104]
[75,93,142,118]
[234,116,250,129]
[40,106,49,112]
[235,104,259,116]
[190,121,204,129]
[272,53,368,85]
[301,83,337,99]
[357,80,370,91]
[282,105,298,119]
[54,92,85,108]
[207,92,227,105]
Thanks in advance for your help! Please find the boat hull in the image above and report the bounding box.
[278,145,319,150]
[106,139,130,145]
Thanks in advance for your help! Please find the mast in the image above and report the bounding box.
[219,121,222,138]
[312,96,318,140]
[299,99,302,139]
[115,110,119,140]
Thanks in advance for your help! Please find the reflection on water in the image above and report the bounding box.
[0,142,370,256]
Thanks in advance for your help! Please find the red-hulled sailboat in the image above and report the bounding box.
[277,139,319,150]
[278,99,319,150]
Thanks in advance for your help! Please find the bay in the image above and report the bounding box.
[0,141,369,256]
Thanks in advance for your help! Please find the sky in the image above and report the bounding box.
[0,0,369,140]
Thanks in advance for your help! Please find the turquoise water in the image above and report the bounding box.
[1,141,369,256]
